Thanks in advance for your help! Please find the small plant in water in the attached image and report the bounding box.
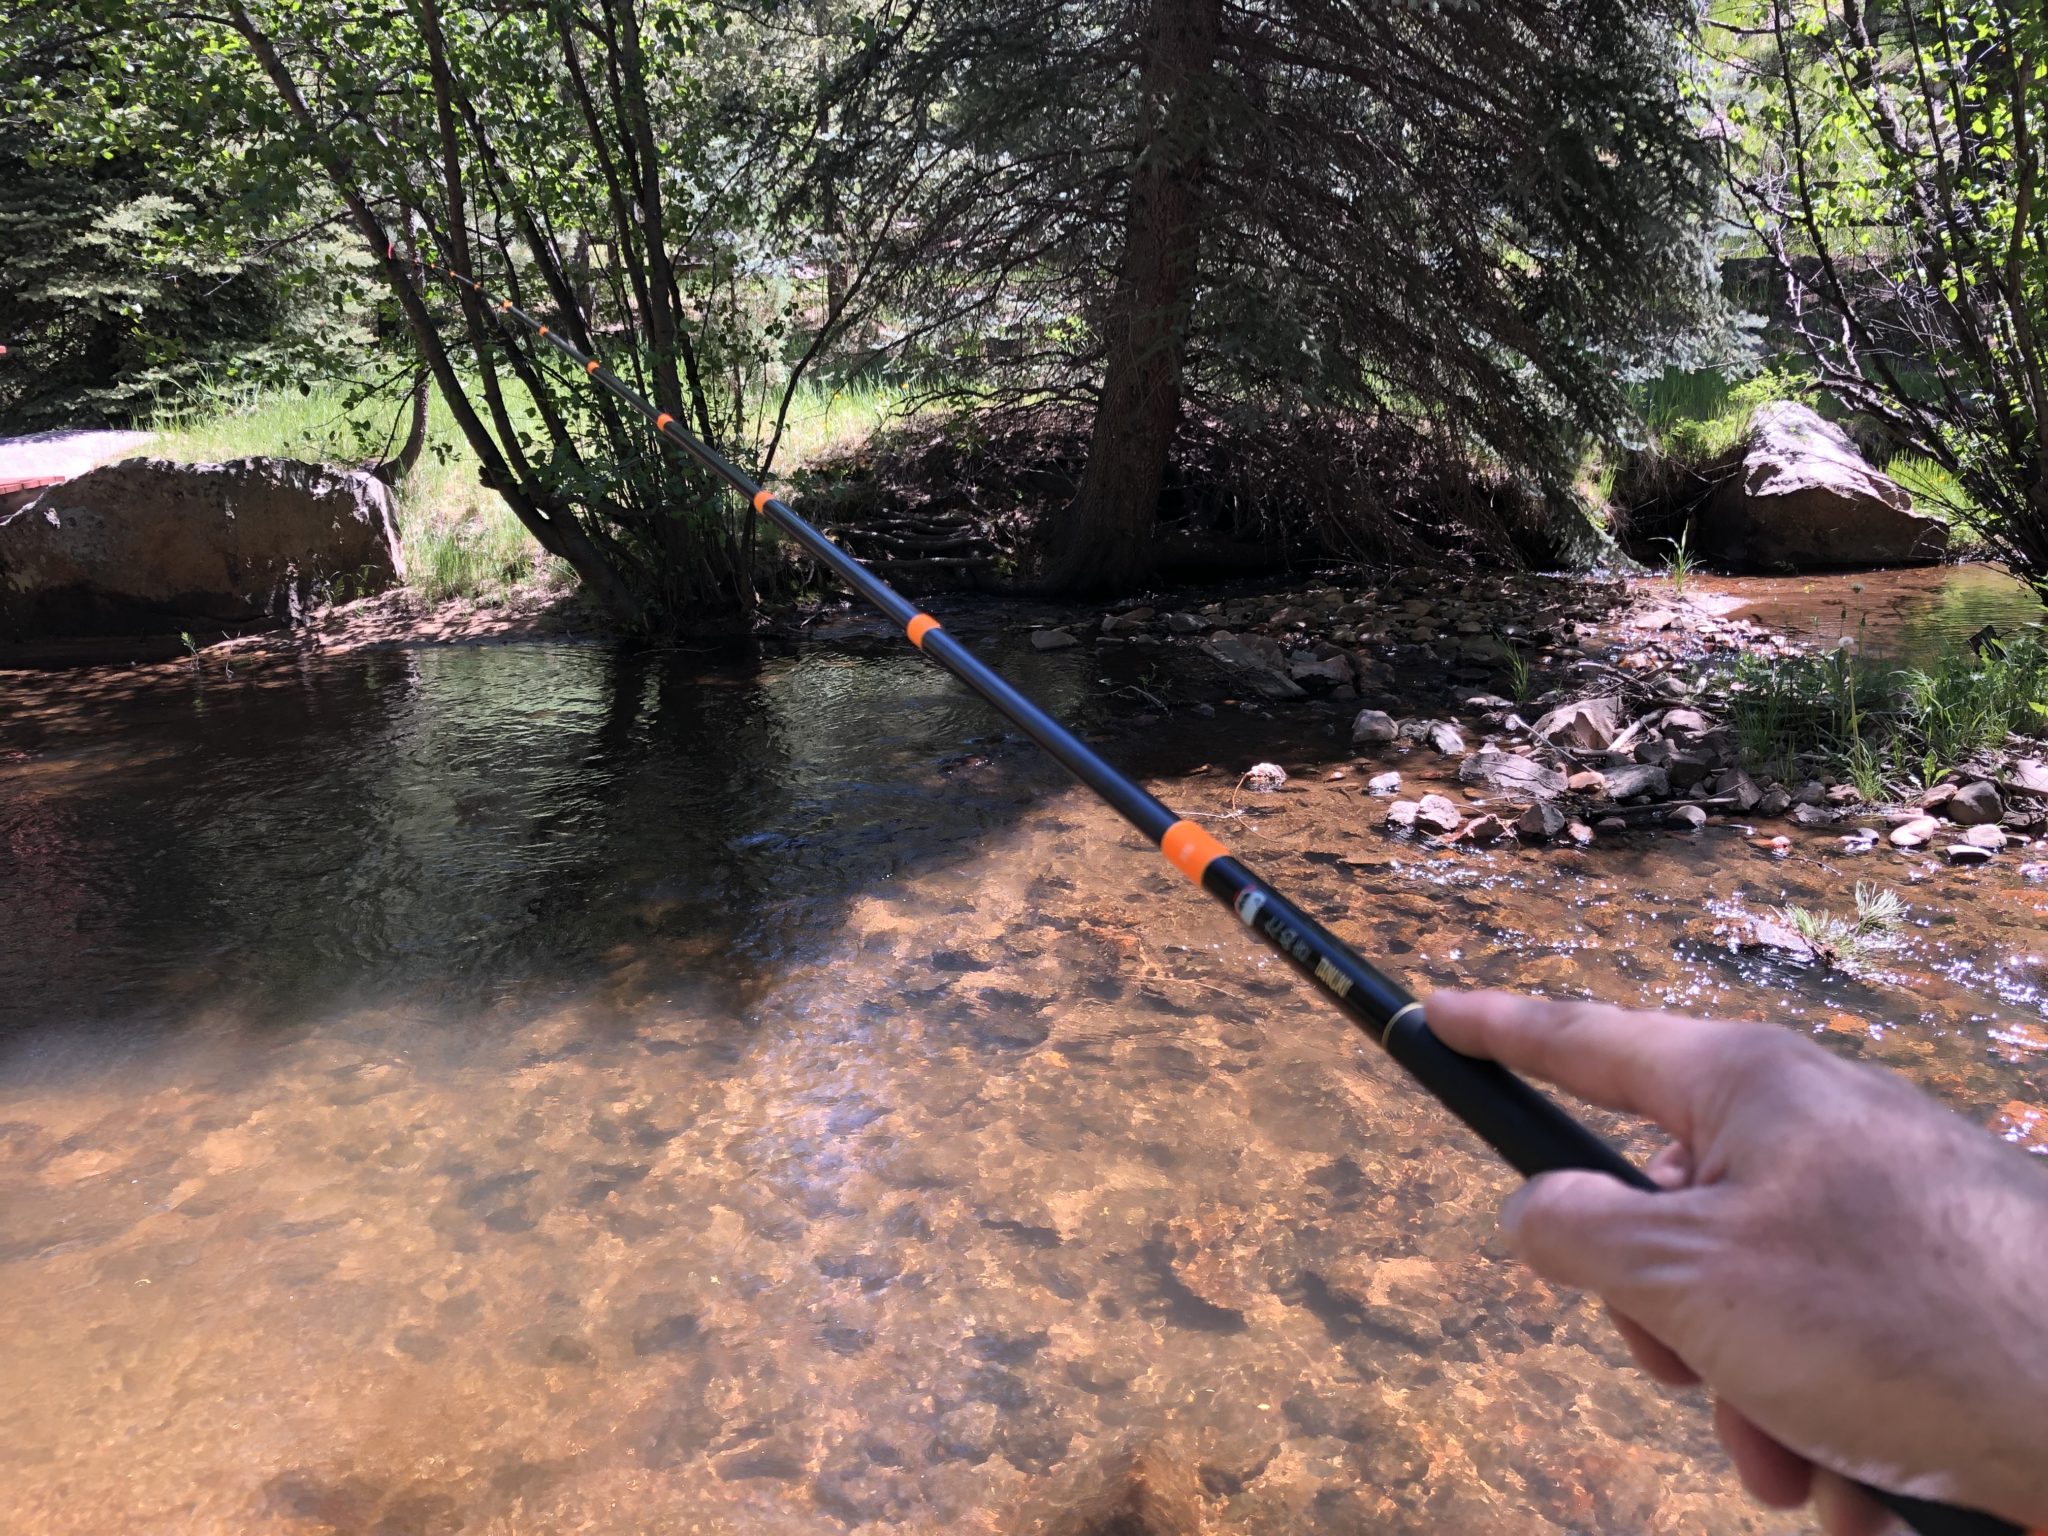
[1774,883,1905,971]
[1501,638,1533,704]
[1658,526,1698,596]
[180,630,199,673]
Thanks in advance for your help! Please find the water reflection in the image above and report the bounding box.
[1695,563,2044,662]
[1,638,2041,1535]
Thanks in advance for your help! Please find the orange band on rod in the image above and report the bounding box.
[655,413,673,430]
[907,614,940,649]
[1161,819,1229,884]
[585,359,600,374]
[751,488,773,512]
[499,300,510,311]
[537,325,549,336]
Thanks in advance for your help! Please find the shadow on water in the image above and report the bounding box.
[0,636,1100,1056]
[1,618,2044,1536]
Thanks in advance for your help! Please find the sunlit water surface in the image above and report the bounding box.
[1695,563,2044,659]
[3,604,2045,1535]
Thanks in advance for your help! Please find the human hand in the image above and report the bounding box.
[1426,990,2048,1534]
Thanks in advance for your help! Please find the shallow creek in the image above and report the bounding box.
[3,574,2045,1536]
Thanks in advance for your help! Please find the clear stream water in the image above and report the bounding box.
[2,571,2045,1536]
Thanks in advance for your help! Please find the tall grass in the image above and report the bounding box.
[143,373,910,603]
[1720,631,2048,793]
[1634,365,1809,464]
[764,376,913,471]
[147,378,552,602]
[1900,633,2048,769]
[1885,450,1985,555]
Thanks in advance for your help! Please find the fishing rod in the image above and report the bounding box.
[401,247,2019,1536]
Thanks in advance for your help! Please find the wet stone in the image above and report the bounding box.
[1951,781,2005,825]
[1413,794,1463,836]
[1892,816,1940,847]
[956,1329,1046,1370]
[392,1326,446,1362]
[1350,708,1398,745]
[630,1312,703,1356]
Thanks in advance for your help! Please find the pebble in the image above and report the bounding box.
[1414,794,1463,836]
[1030,628,1079,650]
[1366,771,1402,795]
[1243,762,1288,792]
[1456,812,1509,844]
[1890,816,1939,848]
[1947,842,1995,866]
[1351,709,1397,745]
[1665,804,1707,832]
[1949,781,2005,825]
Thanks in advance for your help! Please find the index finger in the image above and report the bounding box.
[1425,990,1739,1142]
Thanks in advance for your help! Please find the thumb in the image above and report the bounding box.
[1501,1168,1697,1295]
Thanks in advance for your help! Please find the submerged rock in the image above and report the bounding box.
[1890,816,1940,848]
[1031,627,1080,650]
[1350,708,1397,745]
[1458,748,1567,799]
[1699,401,1948,570]
[1202,633,1307,700]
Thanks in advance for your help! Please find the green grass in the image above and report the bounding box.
[1634,364,1810,464]
[1659,524,1698,595]
[147,378,552,603]
[761,375,913,473]
[141,372,909,603]
[1717,630,2048,792]
[1884,450,1986,553]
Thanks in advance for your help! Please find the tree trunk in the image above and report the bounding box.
[371,366,431,486]
[1047,0,1222,593]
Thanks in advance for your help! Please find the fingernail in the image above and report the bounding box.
[1498,1184,1531,1244]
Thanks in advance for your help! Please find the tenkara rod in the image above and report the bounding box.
[404,250,2020,1536]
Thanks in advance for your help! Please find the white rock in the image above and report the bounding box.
[1243,762,1288,792]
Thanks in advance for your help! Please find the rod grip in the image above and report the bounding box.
[1389,1014,2025,1536]
[1383,1009,1657,1188]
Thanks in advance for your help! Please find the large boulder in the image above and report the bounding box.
[0,456,404,638]
[1701,402,1947,570]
